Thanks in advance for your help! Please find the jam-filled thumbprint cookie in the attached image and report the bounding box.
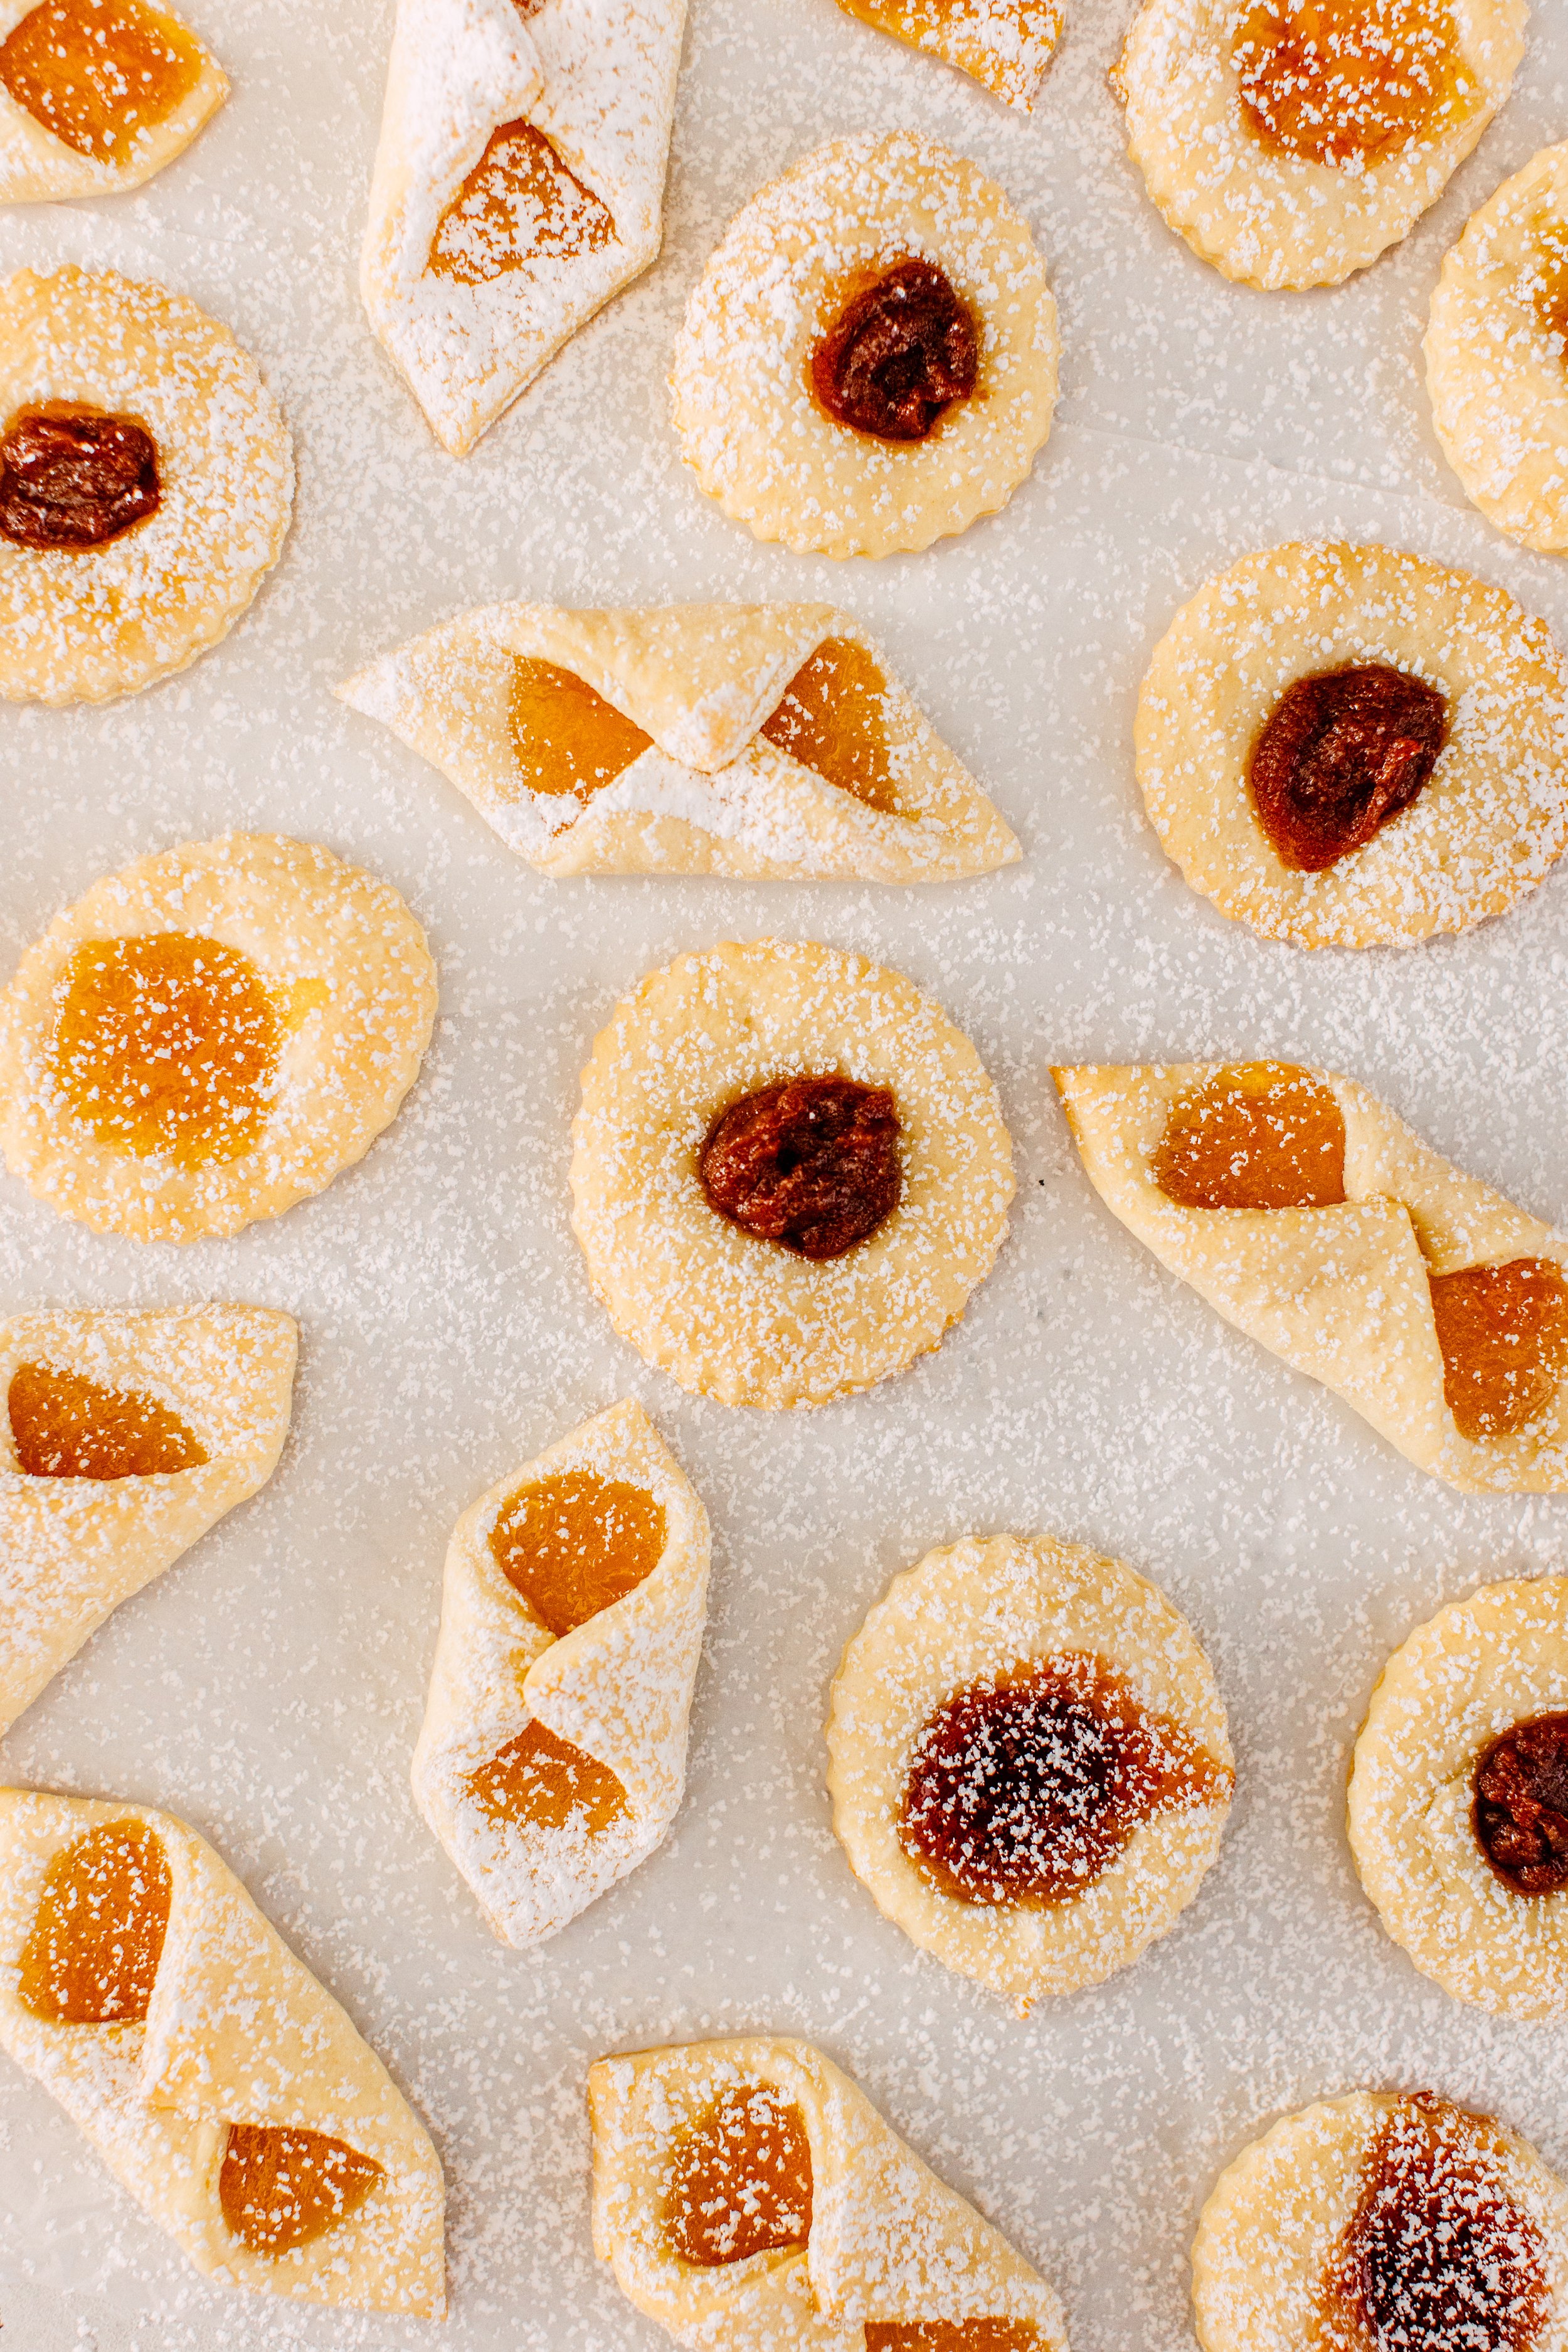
[0,0,227,201]
[830,0,1063,110]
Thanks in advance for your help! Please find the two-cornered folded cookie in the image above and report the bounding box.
[0,834,438,1242]
[827,1532,1232,2013]
[0,1788,445,2315]
[1,1306,296,1736]
[1136,542,1568,950]
[0,0,227,201]
[829,0,1062,109]
[360,0,687,457]
[1052,1059,1568,1493]
[670,131,1059,558]
[339,600,1019,882]
[571,940,1015,1409]
[1191,2089,1568,2352]
[411,1399,709,1947]
[1113,0,1527,290]
[589,2035,1067,2349]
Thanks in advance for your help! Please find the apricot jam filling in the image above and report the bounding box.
[1428,1260,1568,1443]
[220,2122,384,2255]
[700,1074,903,1261]
[507,657,652,802]
[866,2328,1043,2352]
[0,0,203,163]
[0,409,161,550]
[430,117,615,285]
[466,1721,628,1835]
[1249,664,1448,874]
[18,1820,171,2024]
[760,636,902,813]
[1473,1715,1568,1896]
[810,258,978,443]
[1232,0,1473,171]
[489,1470,665,1636]
[1153,1063,1347,1212]
[9,1359,206,1478]
[662,2081,813,2267]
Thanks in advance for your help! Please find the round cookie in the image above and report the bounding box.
[0,268,292,704]
[669,131,1058,559]
[0,834,437,1242]
[1136,540,1568,950]
[826,1532,1233,2011]
[569,940,1014,1409]
[1115,0,1527,290]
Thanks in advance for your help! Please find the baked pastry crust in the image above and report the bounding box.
[411,1399,709,1947]
[829,0,1062,109]
[361,0,686,457]
[339,600,1019,882]
[1136,541,1568,950]
[669,131,1059,559]
[0,1305,296,1734]
[1052,1059,1568,1492]
[571,939,1015,1410]
[0,1787,445,2316]
[0,833,437,1244]
[1114,0,1527,290]
[0,0,227,201]
[588,2034,1068,2349]
[827,1532,1232,2012]
[0,268,292,704]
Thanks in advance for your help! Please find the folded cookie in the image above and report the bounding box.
[830,0,1062,110]
[0,1788,445,2315]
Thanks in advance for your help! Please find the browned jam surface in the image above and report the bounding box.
[898,1652,1228,1907]
[699,1075,902,1261]
[430,117,615,284]
[1428,1259,1568,1443]
[48,932,278,1170]
[507,656,652,802]
[662,2081,813,2267]
[9,1359,206,1478]
[489,1470,666,1636]
[1232,0,1471,169]
[1320,2095,1545,2352]
[1152,1062,1347,1212]
[466,1721,628,1835]
[220,2123,384,2255]
[810,258,978,443]
[759,636,901,813]
[1473,1715,1568,1895]
[1248,664,1448,874]
[0,0,203,162]
[17,1820,171,2023]
[866,2327,1043,2351]
[0,410,160,549]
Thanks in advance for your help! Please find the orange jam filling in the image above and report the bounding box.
[430,117,615,284]
[220,2123,384,2255]
[1232,0,1472,169]
[9,1359,206,1478]
[1152,1062,1347,1211]
[489,1470,665,1636]
[48,932,278,1170]
[18,1820,171,2023]
[0,0,203,162]
[1428,1259,1568,1443]
[507,657,653,802]
[760,636,903,814]
[466,1720,628,1835]
[663,2081,813,2267]
[866,2328,1044,2351]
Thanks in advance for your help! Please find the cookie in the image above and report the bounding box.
[0,0,226,199]
[830,0,1062,109]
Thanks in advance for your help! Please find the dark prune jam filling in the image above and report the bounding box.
[1473,1714,1568,1895]
[810,258,978,443]
[698,1074,901,1262]
[1248,662,1447,872]
[0,409,161,549]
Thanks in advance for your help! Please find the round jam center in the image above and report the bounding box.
[430,117,615,284]
[0,0,203,162]
[662,2081,813,2268]
[1248,664,1448,874]
[699,1074,902,1261]
[759,635,903,813]
[810,258,978,443]
[508,657,652,802]
[1473,1714,1568,1896]
[0,409,160,550]
[9,1359,207,1478]
[1428,1260,1568,1444]
[18,1820,171,2024]
[1153,1063,1348,1212]
[466,1721,628,1835]
[1233,0,1470,169]
[220,2123,384,2255]
[489,1470,665,1637]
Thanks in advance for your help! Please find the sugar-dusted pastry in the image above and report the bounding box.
[1053,1059,1568,1493]
[1136,541,1568,950]
[828,1532,1232,2012]
[1,1306,295,1735]
[361,0,687,457]
[339,600,1019,883]
[0,1789,444,2314]
[589,2035,1067,2349]
[0,834,437,1244]
[670,132,1058,559]
[1192,2089,1568,2352]
[0,268,292,705]
[0,0,227,201]
[412,1399,709,1947]
[1114,0,1527,291]
[571,940,1015,1409]
[830,0,1062,109]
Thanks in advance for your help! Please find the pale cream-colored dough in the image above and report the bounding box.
[1114,0,1526,291]
[0,834,438,1244]
[1190,2090,1568,2352]
[1349,1576,1568,2019]
[1136,541,1568,949]
[669,132,1059,559]
[361,0,687,456]
[339,600,1019,882]
[412,1398,709,1947]
[829,0,1062,109]
[571,940,1015,1411]
[0,0,227,201]
[1427,142,1568,552]
[588,2034,1067,2349]
[0,269,292,704]
[0,1305,296,1735]
[1052,1060,1568,1492]
[827,1532,1232,2014]
[0,1788,445,2316]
